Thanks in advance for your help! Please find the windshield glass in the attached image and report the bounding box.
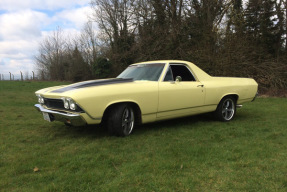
[117,64,165,81]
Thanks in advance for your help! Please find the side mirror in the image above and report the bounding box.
[175,76,182,83]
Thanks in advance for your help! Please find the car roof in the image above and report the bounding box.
[131,60,189,65]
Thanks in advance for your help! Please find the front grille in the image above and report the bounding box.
[44,98,63,109]
[43,98,84,112]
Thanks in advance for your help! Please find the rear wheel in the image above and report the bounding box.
[215,96,236,121]
[107,104,135,136]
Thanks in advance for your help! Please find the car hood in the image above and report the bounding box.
[35,78,138,98]
[50,78,133,93]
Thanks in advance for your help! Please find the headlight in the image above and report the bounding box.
[69,99,76,110]
[61,97,77,110]
[64,99,69,109]
[37,95,45,104]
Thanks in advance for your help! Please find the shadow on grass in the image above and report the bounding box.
[44,111,251,139]
[51,124,109,139]
[136,113,214,133]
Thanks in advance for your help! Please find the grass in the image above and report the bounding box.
[0,81,287,191]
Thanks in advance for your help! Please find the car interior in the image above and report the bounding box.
[164,64,196,81]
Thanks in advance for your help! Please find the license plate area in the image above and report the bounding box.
[42,112,51,122]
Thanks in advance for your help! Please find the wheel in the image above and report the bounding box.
[107,104,135,136]
[215,96,236,121]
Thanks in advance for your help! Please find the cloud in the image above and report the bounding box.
[54,6,92,29]
[0,9,42,75]
[0,9,49,41]
[0,0,90,11]
[0,58,34,77]
[0,40,38,59]
[0,1,92,77]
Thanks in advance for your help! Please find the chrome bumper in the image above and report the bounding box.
[34,104,86,126]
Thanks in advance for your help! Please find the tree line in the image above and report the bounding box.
[35,0,287,91]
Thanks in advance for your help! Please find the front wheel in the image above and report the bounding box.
[107,104,135,136]
[215,96,236,121]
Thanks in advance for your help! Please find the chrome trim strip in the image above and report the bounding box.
[35,104,80,117]
[157,104,217,114]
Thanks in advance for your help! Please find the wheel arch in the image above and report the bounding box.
[102,101,142,125]
[219,94,239,104]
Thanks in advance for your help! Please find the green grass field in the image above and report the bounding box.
[1,81,287,191]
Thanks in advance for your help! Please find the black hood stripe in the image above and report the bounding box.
[51,78,133,93]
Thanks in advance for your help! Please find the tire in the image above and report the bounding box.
[107,104,135,136]
[215,96,236,122]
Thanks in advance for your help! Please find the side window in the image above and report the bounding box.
[164,67,173,81]
[170,65,196,81]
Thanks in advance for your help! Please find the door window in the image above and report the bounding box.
[164,64,196,81]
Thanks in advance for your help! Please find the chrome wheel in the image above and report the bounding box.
[122,107,135,135]
[107,104,136,137]
[221,98,235,121]
[215,96,236,122]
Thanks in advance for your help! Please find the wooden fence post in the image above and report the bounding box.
[20,71,23,81]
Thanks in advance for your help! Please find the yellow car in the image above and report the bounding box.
[35,60,258,136]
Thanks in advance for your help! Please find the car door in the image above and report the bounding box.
[157,64,205,118]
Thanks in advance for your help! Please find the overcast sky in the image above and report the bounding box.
[0,0,92,79]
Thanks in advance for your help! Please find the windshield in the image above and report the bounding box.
[117,64,165,81]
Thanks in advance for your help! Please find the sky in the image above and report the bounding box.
[0,0,93,80]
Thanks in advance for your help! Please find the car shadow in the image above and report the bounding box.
[47,111,250,139]
[134,113,215,134]
[55,124,109,139]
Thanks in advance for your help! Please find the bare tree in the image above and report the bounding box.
[78,22,98,65]
[35,27,67,80]
[90,0,137,74]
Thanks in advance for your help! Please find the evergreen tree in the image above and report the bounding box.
[68,47,92,82]
[245,0,281,56]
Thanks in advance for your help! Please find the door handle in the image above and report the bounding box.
[197,85,204,87]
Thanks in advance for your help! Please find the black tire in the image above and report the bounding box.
[107,103,135,136]
[215,96,236,122]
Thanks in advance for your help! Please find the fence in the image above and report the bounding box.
[0,71,38,81]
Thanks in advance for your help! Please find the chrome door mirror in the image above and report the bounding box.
[175,76,182,83]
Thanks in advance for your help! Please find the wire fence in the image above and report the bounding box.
[0,72,38,81]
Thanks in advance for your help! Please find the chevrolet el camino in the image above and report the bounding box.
[35,60,258,136]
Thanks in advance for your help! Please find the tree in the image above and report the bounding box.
[245,0,282,56]
[92,57,112,78]
[91,0,137,75]
[79,22,98,66]
[34,0,287,90]
[35,27,67,80]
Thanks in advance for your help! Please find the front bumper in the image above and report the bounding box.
[34,104,87,126]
